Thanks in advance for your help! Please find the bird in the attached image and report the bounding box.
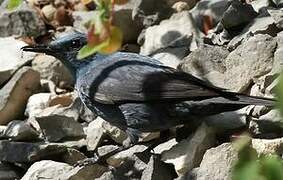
[22,31,274,145]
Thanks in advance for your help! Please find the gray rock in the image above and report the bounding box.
[154,138,178,154]
[221,0,258,30]
[113,0,143,43]
[252,137,283,155]
[59,163,108,180]
[152,47,188,68]
[72,11,93,32]
[4,120,39,141]
[86,117,127,151]
[32,54,74,88]
[203,107,249,131]
[0,140,67,163]
[271,0,283,7]
[273,31,283,72]
[268,9,283,29]
[0,37,35,85]
[140,11,200,56]
[250,0,270,12]
[94,171,115,180]
[34,113,84,142]
[0,1,46,37]
[249,110,283,138]
[228,12,279,51]
[161,123,215,175]
[0,125,6,137]
[107,144,148,167]
[224,34,276,92]
[0,162,22,180]
[169,0,198,10]
[205,1,258,46]
[193,143,237,180]
[0,67,40,125]
[178,45,229,87]
[86,118,105,151]
[22,160,107,180]
[141,155,176,180]
[132,0,173,28]
[21,160,73,180]
[60,148,86,165]
[25,93,52,118]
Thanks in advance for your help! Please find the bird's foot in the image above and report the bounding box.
[74,145,133,167]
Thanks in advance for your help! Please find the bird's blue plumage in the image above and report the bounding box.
[22,32,275,143]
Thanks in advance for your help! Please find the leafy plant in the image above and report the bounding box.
[6,0,22,10]
[78,0,125,59]
[232,135,283,180]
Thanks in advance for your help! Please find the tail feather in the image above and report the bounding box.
[234,94,275,107]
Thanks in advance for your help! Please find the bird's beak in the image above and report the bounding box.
[21,44,55,55]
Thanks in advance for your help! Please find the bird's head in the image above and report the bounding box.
[22,31,89,76]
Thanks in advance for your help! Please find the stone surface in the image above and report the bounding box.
[25,93,52,118]
[107,144,148,167]
[252,137,283,155]
[0,140,67,163]
[21,160,72,180]
[194,143,238,180]
[4,120,39,141]
[141,155,176,180]
[221,0,258,30]
[132,0,173,28]
[161,123,215,175]
[113,0,143,43]
[224,34,276,92]
[34,113,84,142]
[228,11,279,51]
[140,11,200,56]
[32,54,74,88]
[0,67,40,125]
[0,162,22,180]
[0,1,46,37]
[86,117,127,151]
[21,160,107,180]
[268,9,283,29]
[152,47,188,68]
[178,45,229,87]
[0,37,35,85]
[249,110,283,138]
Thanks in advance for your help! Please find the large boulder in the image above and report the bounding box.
[0,1,46,37]
[0,67,40,125]
[224,34,276,92]
[0,37,35,86]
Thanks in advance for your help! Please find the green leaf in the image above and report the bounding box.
[232,160,262,180]
[261,155,283,180]
[6,0,22,10]
[77,40,109,59]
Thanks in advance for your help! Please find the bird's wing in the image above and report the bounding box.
[87,53,225,104]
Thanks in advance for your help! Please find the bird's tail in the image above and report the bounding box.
[232,94,275,107]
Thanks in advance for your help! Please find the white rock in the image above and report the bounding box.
[25,93,52,117]
[0,37,35,85]
[161,123,215,175]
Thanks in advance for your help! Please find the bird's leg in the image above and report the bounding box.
[75,144,135,167]
[74,130,139,167]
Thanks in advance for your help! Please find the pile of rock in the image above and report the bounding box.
[0,0,283,179]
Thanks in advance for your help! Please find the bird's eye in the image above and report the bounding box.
[70,39,81,49]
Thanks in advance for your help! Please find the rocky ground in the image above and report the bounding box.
[0,0,283,179]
